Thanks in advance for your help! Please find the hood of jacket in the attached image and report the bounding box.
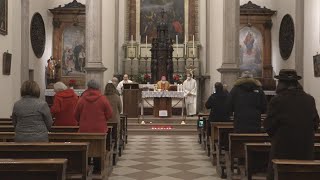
[82,89,103,102]
[55,89,76,99]
[234,78,262,91]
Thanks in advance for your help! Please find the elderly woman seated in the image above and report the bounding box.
[51,82,78,126]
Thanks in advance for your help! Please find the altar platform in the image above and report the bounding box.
[127,115,198,135]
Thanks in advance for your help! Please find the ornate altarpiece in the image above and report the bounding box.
[49,0,86,89]
[240,1,277,90]
[150,11,174,83]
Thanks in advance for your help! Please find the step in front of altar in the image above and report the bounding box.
[127,116,198,135]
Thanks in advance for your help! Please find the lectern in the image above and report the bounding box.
[123,83,140,118]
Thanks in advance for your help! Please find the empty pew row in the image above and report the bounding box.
[0,142,88,180]
[0,132,111,180]
[0,158,68,180]
[0,124,123,166]
[246,143,320,180]
[273,159,320,180]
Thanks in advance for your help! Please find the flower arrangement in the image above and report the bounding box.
[173,73,183,84]
[144,73,151,82]
[69,79,77,87]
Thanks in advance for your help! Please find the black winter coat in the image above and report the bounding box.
[263,88,319,180]
[229,78,267,133]
[205,91,231,122]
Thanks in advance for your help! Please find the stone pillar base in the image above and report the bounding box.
[217,64,239,91]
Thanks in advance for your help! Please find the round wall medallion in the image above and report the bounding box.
[30,13,46,58]
[279,14,295,60]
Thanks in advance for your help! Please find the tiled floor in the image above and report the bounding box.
[109,135,222,180]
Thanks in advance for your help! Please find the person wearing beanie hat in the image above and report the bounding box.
[264,69,320,180]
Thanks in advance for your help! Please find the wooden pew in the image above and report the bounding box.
[215,125,234,178]
[246,143,320,180]
[120,114,128,148]
[49,132,108,179]
[197,113,209,145]
[0,142,88,180]
[273,159,320,180]
[0,125,79,133]
[226,133,270,179]
[210,122,233,165]
[0,158,68,180]
[108,122,119,165]
[0,131,113,179]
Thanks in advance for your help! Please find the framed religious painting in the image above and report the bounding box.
[313,54,320,77]
[128,0,197,44]
[0,0,8,35]
[240,1,276,90]
[49,0,86,89]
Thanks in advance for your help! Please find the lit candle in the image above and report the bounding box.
[192,35,195,57]
[146,36,148,50]
[184,35,187,56]
[131,35,133,49]
[176,35,179,58]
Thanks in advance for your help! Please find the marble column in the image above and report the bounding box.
[85,0,107,91]
[217,0,240,91]
[21,0,29,84]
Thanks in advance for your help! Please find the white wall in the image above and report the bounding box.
[304,0,320,112]
[0,0,21,117]
[271,0,297,74]
[29,0,54,99]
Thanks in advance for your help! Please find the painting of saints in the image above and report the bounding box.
[239,27,263,77]
[140,0,185,43]
[62,26,85,76]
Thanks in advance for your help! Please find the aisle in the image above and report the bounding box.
[109,135,221,180]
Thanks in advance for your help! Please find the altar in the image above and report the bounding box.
[141,91,185,118]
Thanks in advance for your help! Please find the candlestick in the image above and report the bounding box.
[176,35,179,57]
[145,36,148,57]
[131,35,133,49]
[192,35,195,57]
[184,35,187,56]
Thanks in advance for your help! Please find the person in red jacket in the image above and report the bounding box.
[74,79,113,133]
[51,82,78,126]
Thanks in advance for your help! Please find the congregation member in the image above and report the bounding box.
[104,81,122,123]
[116,74,132,95]
[12,80,53,142]
[50,82,78,126]
[74,80,113,133]
[112,77,119,87]
[156,75,170,91]
[264,69,320,180]
[183,73,197,116]
[229,71,267,133]
[205,82,231,122]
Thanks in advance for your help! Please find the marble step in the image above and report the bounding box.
[128,129,198,135]
[128,123,197,130]
[128,117,198,124]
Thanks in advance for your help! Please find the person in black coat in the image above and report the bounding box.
[229,71,267,133]
[205,82,231,122]
[264,69,320,180]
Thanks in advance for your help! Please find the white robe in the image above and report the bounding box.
[116,80,132,114]
[183,78,197,116]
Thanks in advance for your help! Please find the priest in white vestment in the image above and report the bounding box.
[116,74,132,113]
[116,74,133,95]
[183,73,197,116]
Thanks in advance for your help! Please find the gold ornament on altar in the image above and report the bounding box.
[46,57,61,87]
[185,64,196,77]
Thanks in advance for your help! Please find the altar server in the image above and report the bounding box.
[183,73,197,116]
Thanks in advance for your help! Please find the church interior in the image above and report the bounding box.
[1,0,320,179]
